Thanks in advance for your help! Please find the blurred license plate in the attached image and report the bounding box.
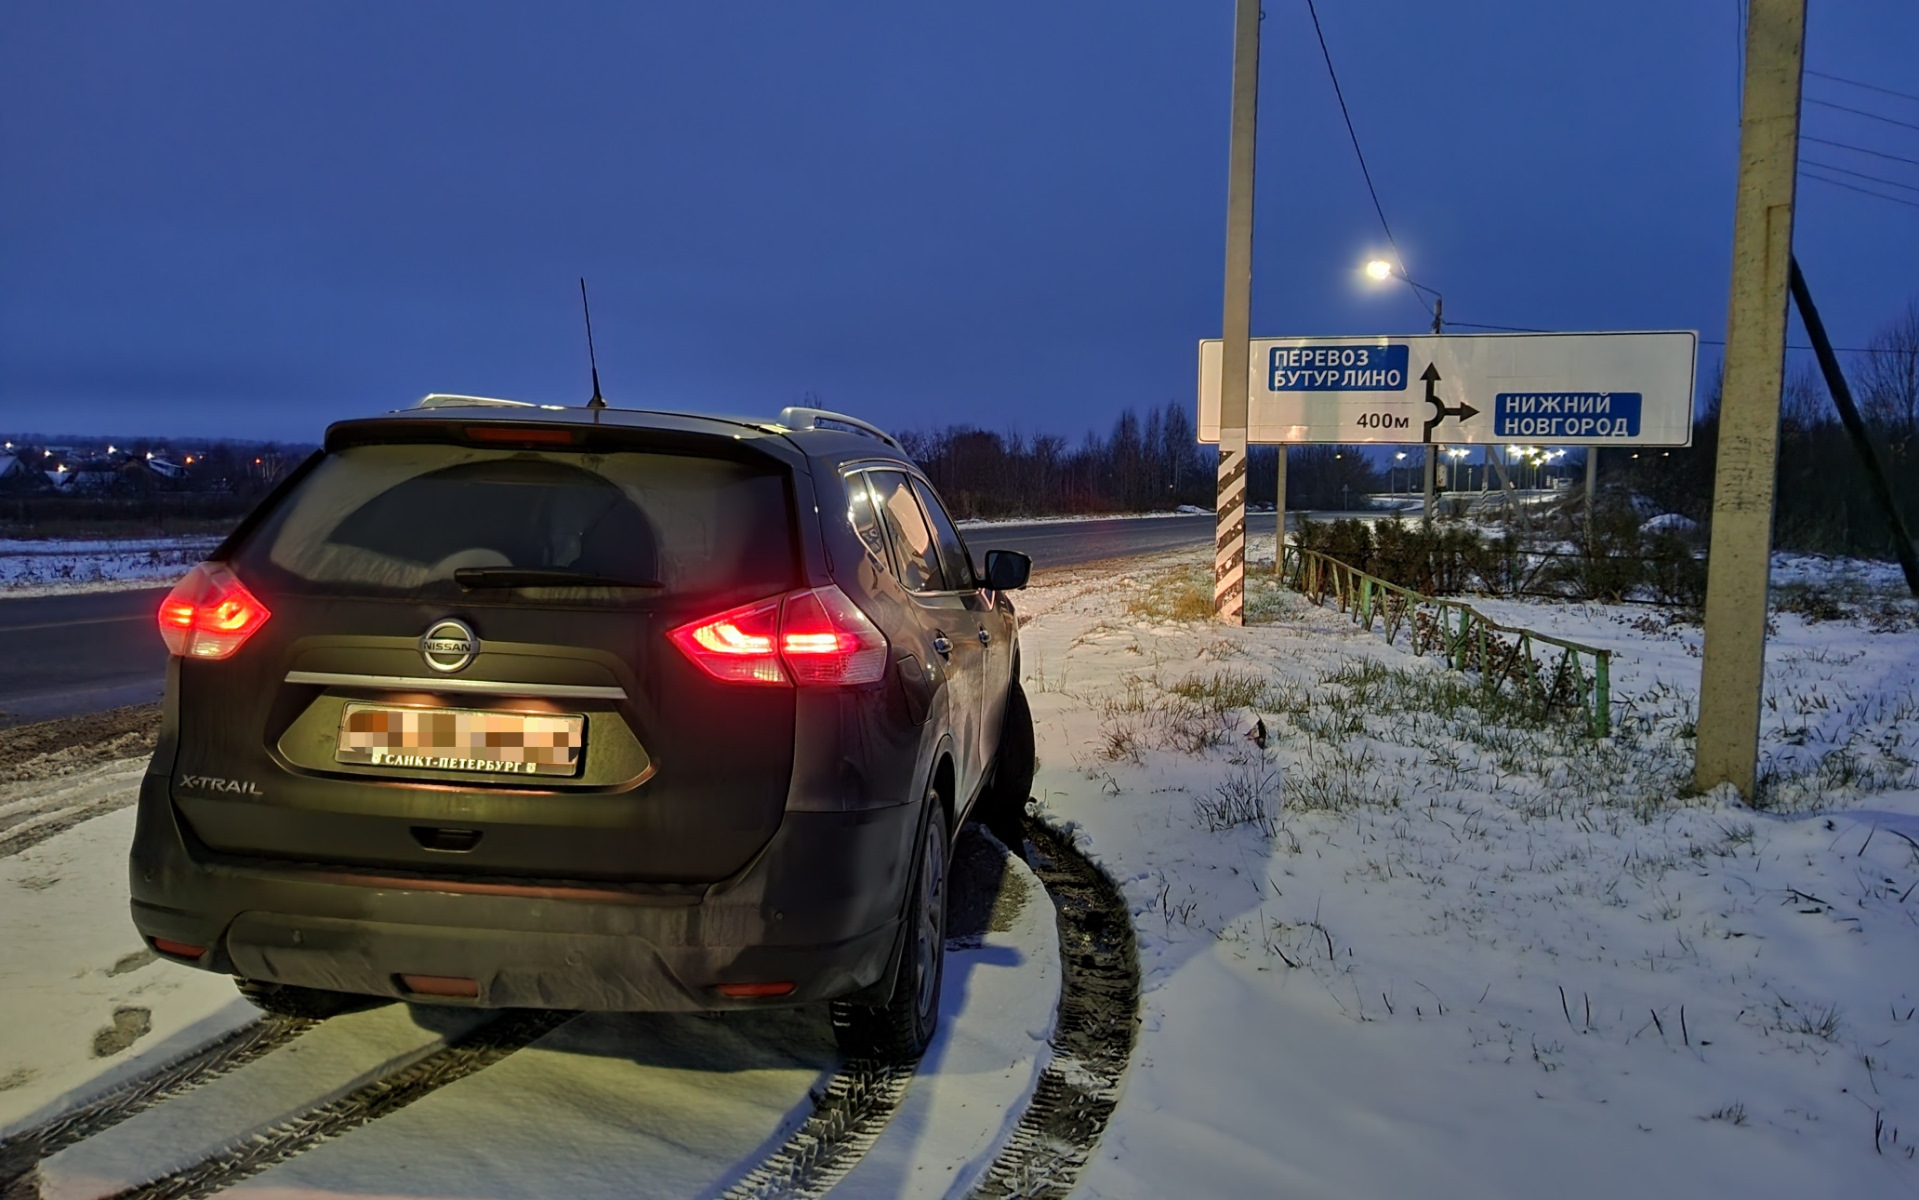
[336,704,584,777]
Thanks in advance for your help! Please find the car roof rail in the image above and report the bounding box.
[417,393,538,409]
[776,406,905,453]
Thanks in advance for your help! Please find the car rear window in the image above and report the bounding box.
[231,443,796,604]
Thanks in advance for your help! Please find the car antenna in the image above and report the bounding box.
[579,277,606,409]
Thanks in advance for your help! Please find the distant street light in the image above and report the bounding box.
[1365,259,1393,282]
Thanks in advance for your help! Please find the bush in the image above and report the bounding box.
[1296,505,1707,609]
[1643,528,1708,609]
[1546,503,1645,602]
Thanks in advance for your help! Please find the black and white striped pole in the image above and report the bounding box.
[1214,0,1261,624]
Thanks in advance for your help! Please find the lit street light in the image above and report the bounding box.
[1361,258,1444,334]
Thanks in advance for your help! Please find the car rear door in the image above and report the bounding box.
[909,476,1011,768]
[864,469,986,799]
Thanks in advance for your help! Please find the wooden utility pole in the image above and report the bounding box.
[1694,0,1805,799]
[1213,0,1261,624]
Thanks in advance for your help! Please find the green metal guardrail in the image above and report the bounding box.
[1280,544,1613,737]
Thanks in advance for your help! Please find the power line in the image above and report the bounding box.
[1704,339,1917,355]
[1806,68,1919,106]
[1300,0,1430,321]
[1800,158,1919,194]
[1806,97,1919,133]
[1800,167,1919,210]
[1449,321,1910,356]
[1800,134,1919,167]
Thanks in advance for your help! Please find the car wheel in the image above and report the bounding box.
[975,679,1034,845]
[830,786,948,1062]
[234,977,380,1019]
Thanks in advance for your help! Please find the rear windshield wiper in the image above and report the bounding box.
[454,567,663,589]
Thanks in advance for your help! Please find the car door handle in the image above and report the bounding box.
[976,628,991,646]
[932,634,953,657]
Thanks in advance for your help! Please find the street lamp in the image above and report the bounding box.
[1394,451,1407,494]
[1362,259,1444,334]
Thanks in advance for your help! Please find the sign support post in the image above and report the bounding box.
[1274,446,1287,570]
[1420,302,1444,521]
[1694,0,1804,799]
[1585,446,1599,538]
[1213,0,1261,624]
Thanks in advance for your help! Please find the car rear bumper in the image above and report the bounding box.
[128,770,919,1011]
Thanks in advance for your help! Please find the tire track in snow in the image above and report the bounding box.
[101,1009,573,1200]
[1,1010,571,1200]
[0,1018,317,1192]
[721,816,1140,1200]
[962,816,1139,1200]
[711,1058,918,1200]
[0,762,145,860]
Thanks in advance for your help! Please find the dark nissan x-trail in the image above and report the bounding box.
[131,396,1035,1061]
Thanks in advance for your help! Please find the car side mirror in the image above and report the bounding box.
[983,549,1031,591]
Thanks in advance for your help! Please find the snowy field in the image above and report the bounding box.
[1018,539,1919,1197]
[0,538,220,598]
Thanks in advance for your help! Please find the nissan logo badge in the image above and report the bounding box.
[419,618,479,673]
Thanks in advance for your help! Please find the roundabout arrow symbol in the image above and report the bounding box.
[1420,363,1479,442]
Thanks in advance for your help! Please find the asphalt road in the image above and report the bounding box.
[0,586,172,726]
[0,512,1303,727]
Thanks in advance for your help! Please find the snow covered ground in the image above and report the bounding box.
[6,537,1917,1196]
[1017,538,1919,1197]
[0,538,218,598]
[0,770,1060,1198]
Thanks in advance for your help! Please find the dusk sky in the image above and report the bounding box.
[3,1,1916,444]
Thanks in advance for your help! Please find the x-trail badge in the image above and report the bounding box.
[419,619,479,673]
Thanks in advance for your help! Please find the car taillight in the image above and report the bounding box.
[158,563,271,660]
[668,595,785,684]
[777,586,889,685]
[669,585,887,687]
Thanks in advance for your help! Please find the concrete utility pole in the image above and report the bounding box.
[1213,0,1261,624]
[1695,0,1805,799]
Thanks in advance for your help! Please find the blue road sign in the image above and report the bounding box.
[1493,392,1643,439]
[1268,344,1408,391]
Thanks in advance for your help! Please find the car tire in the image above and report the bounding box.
[830,787,948,1062]
[974,679,1034,845]
[234,978,379,1019]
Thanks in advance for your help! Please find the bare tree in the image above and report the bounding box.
[1856,300,1919,441]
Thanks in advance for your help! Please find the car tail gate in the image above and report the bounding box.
[162,434,814,884]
